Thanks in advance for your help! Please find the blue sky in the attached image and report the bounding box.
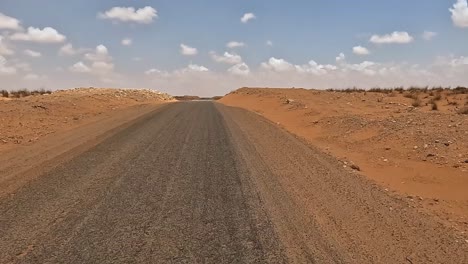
[1,0,467,96]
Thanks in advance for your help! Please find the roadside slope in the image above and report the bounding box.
[0,88,173,197]
[220,88,468,232]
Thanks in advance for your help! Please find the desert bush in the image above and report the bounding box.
[453,86,468,94]
[458,107,468,115]
[1,90,8,98]
[8,88,51,98]
[412,98,422,107]
[394,87,404,93]
[404,93,419,100]
[10,89,31,98]
[369,88,394,94]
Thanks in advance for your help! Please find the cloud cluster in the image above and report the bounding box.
[370,31,414,44]
[450,0,468,27]
[422,31,438,40]
[241,13,256,23]
[226,41,245,48]
[180,44,198,56]
[24,49,41,58]
[0,12,22,30]
[121,38,132,46]
[352,46,370,55]
[99,6,157,24]
[0,36,14,55]
[10,27,66,43]
[0,55,16,75]
[210,51,242,64]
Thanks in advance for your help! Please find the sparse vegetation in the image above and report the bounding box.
[3,89,52,99]
[458,107,468,115]
[411,98,422,107]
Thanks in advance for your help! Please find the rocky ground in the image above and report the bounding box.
[0,88,173,152]
[220,87,468,233]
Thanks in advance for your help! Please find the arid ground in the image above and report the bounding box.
[221,87,468,234]
[0,88,467,263]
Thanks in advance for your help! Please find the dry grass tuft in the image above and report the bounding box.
[411,98,422,107]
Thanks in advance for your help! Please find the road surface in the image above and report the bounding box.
[1,102,467,263]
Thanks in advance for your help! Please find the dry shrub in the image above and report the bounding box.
[458,107,468,115]
[412,98,422,107]
[1,90,8,98]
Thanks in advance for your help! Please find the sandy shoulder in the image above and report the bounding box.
[220,87,468,232]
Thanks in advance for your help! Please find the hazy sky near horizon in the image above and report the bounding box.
[1,0,468,96]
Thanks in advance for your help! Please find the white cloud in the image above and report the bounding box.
[336,53,346,64]
[59,43,81,56]
[121,38,132,46]
[261,57,295,72]
[145,68,169,77]
[10,27,66,43]
[266,40,273,46]
[91,61,114,74]
[72,44,116,79]
[180,44,198,56]
[226,41,245,48]
[24,49,41,58]
[98,6,157,24]
[370,31,414,44]
[353,46,370,55]
[422,31,438,40]
[0,56,17,75]
[450,0,468,27]
[210,51,243,65]
[346,61,377,76]
[295,60,337,75]
[228,63,250,76]
[69,61,91,73]
[24,73,46,81]
[84,45,111,62]
[145,68,162,75]
[0,13,22,30]
[241,13,256,23]
[449,55,468,66]
[0,36,14,56]
[186,64,209,72]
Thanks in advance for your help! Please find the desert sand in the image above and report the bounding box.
[221,87,468,232]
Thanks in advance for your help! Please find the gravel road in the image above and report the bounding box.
[1,102,466,263]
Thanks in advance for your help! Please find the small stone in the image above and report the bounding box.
[383,159,388,162]
[350,164,361,171]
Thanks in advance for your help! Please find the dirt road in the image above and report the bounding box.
[0,102,467,263]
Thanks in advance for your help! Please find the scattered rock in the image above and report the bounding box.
[350,164,361,171]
